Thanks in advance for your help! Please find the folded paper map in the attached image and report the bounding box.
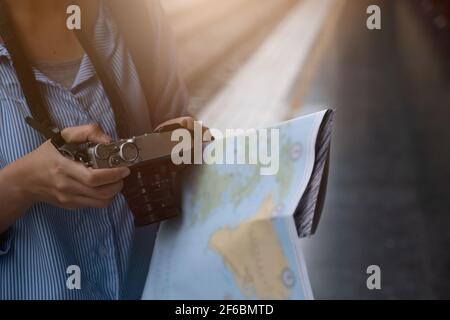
[142,109,334,300]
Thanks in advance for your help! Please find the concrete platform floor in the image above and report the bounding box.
[298,0,450,299]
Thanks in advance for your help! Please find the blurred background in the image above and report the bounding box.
[161,0,450,299]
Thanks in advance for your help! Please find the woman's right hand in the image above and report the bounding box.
[0,124,130,233]
[21,124,131,209]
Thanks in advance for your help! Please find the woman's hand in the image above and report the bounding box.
[0,124,130,233]
[21,124,131,209]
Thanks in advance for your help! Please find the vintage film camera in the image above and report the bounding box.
[62,128,195,227]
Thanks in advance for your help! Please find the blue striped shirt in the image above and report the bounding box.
[0,2,164,299]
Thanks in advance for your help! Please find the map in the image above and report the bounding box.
[142,110,328,300]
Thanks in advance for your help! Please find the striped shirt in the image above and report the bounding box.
[0,2,177,299]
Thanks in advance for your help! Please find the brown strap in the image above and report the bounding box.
[74,27,131,138]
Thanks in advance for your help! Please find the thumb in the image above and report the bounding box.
[61,124,112,144]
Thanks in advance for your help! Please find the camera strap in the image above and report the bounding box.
[0,0,130,141]
[73,28,131,138]
[0,0,66,148]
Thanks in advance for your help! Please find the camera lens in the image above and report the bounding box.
[119,142,139,163]
[94,144,112,160]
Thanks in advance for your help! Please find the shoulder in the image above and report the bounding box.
[106,0,168,32]
[76,0,101,34]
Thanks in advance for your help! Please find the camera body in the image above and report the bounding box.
[84,131,180,169]
[79,131,190,226]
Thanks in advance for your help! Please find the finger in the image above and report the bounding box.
[59,194,114,210]
[203,128,215,141]
[56,177,124,200]
[83,167,131,187]
[61,124,112,144]
[92,181,124,200]
[65,161,130,187]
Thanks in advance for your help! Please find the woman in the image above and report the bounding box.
[0,0,189,299]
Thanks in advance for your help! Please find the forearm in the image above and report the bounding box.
[0,159,33,234]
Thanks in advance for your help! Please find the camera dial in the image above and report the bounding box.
[119,141,140,163]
